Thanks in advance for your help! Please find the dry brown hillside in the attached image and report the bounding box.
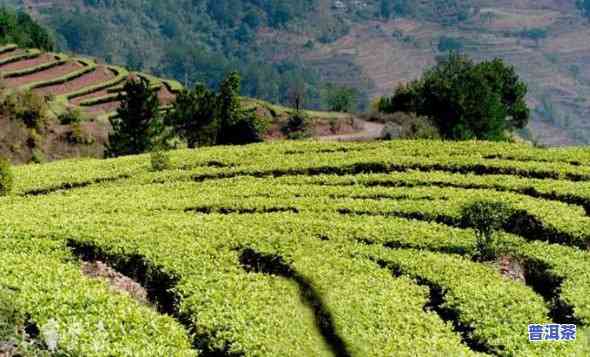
[267,0,590,146]
[15,0,590,146]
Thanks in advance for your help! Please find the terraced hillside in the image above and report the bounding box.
[1,140,590,355]
[0,44,182,120]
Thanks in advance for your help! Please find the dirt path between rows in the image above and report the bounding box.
[318,119,384,141]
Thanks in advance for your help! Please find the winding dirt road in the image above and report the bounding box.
[318,120,384,142]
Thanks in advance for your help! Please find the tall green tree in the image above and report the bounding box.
[166,71,267,147]
[216,71,243,145]
[322,84,358,113]
[380,53,530,141]
[109,78,162,156]
[165,84,218,148]
[0,8,53,50]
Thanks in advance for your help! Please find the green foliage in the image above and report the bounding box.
[0,90,48,129]
[2,140,590,355]
[43,1,327,109]
[30,148,45,164]
[150,150,172,171]
[322,84,358,113]
[0,7,53,50]
[58,106,84,125]
[380,53,530,141]
[0,156,13,196]
[282,110,312,140]
[461,201,512,261]
[167,72,267,147]
[165,84,218,148]
[216,72,267,145]
[217,71,243,144]
[109,78,163,157]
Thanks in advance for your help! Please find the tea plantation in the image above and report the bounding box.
[1,140,590,356]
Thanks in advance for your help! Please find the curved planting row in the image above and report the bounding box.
[0,48,41,66]
[0,46,179,119]
[1,141,590,356]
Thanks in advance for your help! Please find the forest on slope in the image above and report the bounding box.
[3,0,590,145]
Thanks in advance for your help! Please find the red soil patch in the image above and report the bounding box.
[498,255,526,283]
[35,65,115,97]
[84,101,121,114]
[77,85,175,112]
[0,53,54,72]
[70,88,114,106]
[82,261,149,304]
[158,86,175,105]
[5,61,82,87]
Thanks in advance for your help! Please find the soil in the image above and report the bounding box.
[83,101,121,114]
[81,261,149,305]
[498,255,526,283]
[5,62,82,87]
[70,89,113,106]
[35,65,115,97]
[318,119,384,141]
[0,53,54,72]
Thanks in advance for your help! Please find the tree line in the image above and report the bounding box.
[0,7,53,50]
[108,72,267,157]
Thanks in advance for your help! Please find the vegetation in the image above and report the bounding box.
[108,78,163,157]
[322,84,358,113]
[282,110,312,139]
[461,201,511,261]
[38,1,327,108]
[379,53,530,141]
[0,90,48,129]
[150,150,171,171]
[0,7,53,50]
[1,140,590,355]
[165,83,218,148]
[166,71,267,148]
[0,156,13,196]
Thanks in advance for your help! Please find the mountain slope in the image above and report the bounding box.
[6,0,590,145]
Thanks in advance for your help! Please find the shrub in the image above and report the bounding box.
[222,109,268,145]
[380,53,530,141]
[164,83,218,148]
[66,124,94,145]
[150,150,172,171]
[58,106,84,125]
[31,149,45,164]
[282,111,311,140]
[1,90,48,129]
[379,112,440,140]
[461,201,512,261]
[168,72,268,147]
[0,157,13,196]
[381,122,402,140]
[399,114,441,139]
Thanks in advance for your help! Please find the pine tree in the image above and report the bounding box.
[165,83,218,148]
[216,71,242,145]
[108,78,162,156]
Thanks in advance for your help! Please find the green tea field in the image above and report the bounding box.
[1,140,590,356]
